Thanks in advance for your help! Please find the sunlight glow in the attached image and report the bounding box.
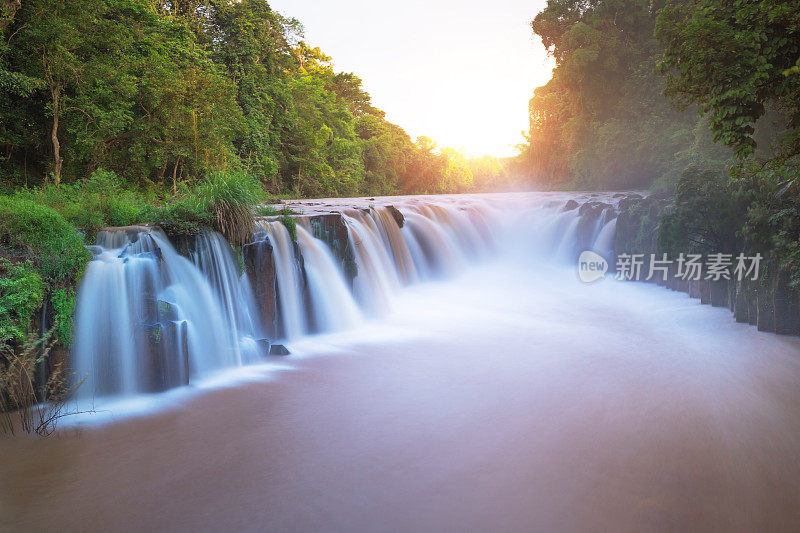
[268,0,554,158]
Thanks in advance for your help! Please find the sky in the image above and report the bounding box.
[268,0,553,158]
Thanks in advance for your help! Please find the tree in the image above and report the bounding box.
[656,0,800,159]
[520,0,696,189]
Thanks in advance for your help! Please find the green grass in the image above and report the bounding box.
[0,196,91,284]
[280,207,297,241]
[255,205,281,217]
[255,205,298,240]
[16,169,146,238]
[193,170,264,245]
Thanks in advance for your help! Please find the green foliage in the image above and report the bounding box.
[195,170,265,213]
[141,195,211,238]
[519,0,697,189]
[658,167,747,255]
[0,0,475,196]
[468,156,511,192]
[0,196,90,283]
[280,207,297,241]
[255,205,280,217]
[17,169,145,237]
[194,170,264,245]
[435,148,474,193]
[50,287,76,346]
[0,260,45,346]
[1,332,85,436]
[656,0,800,159]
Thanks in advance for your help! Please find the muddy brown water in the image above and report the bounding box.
[2,266,800,531]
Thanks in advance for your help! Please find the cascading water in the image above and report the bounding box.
[191,232,263,363]
[73,228,263,398]
[259,221,306,340]
[71,193,630,400]
[343,210,401,313]
[295,225,363,332]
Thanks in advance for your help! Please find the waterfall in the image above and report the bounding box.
[295,225,363,332]
[71,193,628,400]
[261,221,306,340]
[594,217,618,258]
[191,232,262,364]
[343,211,400,314]
[403,211,466,277]
[73,228,259,398]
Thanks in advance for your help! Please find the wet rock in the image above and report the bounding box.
[242,238,278,338]
[309,213,357,287]
[161,321,190,389]
[139,322,189,392]
[733,279,752,323]
[709,280,728,307]
[562,199,579,212]
[269,344,290,356]
[256,338,271,356]
[757,288,775,332]
[157,300,181,322]
[699,280,711,305]
[387,205,405,228]
[578,201,611,217]
[614,195,672,256]
[574,202,613,256]
[773,271,800,335]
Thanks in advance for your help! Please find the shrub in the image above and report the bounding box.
[0,196,91,283]
[1,333,85,436]
[194,170,264,245]
[255,205,280,217]
[281,207,297,241]
[141,195,211,239]
[0,260,45,346]
[50,288,77,347]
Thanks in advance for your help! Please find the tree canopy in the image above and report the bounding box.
[0,0,506,196]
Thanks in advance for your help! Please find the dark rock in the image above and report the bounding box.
[757,288,775,332]
[709,280,728,307]
[699,280,711,305]
[733,279,751,323]
[773,271,800,335]
[309,213,357,286]
[387,205,405,228]
[578,201,611,217]
[157,300,181,322]
[269,344,290,356]
[242,238,278,338]
[256,338,271,356]
[161,320,190,389]
[688,279,701,299]
[562,199,579,212]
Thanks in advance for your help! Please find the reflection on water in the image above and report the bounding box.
[3,256,800,530]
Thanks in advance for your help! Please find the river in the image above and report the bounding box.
[2,193,800,531]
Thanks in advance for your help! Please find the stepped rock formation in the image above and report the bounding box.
[27,191,794,401]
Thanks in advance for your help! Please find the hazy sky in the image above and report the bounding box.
[268,0,553,158]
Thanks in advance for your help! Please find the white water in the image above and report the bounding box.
[72,193,636,400]
[295,225,363,332]
[73,229,261,398]
[260,221,306,339]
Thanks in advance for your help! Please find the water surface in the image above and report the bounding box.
[3,263,800,531]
